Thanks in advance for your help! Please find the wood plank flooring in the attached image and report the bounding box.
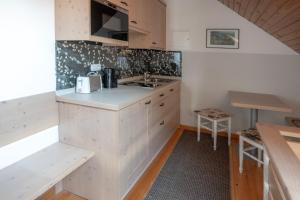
[42,127,263,200]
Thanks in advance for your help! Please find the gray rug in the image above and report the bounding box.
[145,131,230,200]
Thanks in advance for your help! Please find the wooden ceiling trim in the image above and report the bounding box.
[281,30,300,42]
[250,0,272,23]
[228,0,234,9]
[270,11,300,34]
[234,0,243,13]
[239,0,251,17]
[264,0,300,30]
[286,38,300,47]
[276,21,300,36]
[244,0,261,19]
[256,0,289,27]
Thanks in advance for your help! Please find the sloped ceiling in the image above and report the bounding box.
[218,0,300,54]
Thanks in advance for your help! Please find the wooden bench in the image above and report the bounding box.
[0,92,94,200]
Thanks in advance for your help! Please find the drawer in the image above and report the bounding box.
[151,82,180,105]
[150,90,179,127]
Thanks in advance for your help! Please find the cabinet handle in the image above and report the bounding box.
[160,103,165,107]
[145,100,151,105]
[170,88,174,92]
[120,1,128,6]
[159,93,164,97]
[160,120,165,126]
[130,20,137,24]
[152,42,157,45]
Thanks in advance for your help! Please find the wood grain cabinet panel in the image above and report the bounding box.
[55,0,129,46]
[108,0,129,10]
[129,0,166,49]
[58,82,180,200]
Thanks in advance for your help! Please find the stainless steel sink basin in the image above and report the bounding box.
[120,81,161,89]
[120,78,174,89]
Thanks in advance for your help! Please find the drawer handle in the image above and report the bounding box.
[130,20,137,24]
[152,42,157,45]
[170,88,174,92]
[160,93,165,97]
[120,1,128,6]
[160,120,165,126]
[160,103,165,107]
[145,100,152,105]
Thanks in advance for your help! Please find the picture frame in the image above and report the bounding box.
[206,29,240,49]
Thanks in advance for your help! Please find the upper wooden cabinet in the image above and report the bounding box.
[128,0,149,34]
[148,0,166,49]
[129,0,166,50]
[55,0,129,46]
[108,0,129,10]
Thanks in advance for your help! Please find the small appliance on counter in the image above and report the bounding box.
[103,68,118,88]
[76,75,102,93]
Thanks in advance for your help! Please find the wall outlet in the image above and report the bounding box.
[90,64,102,71]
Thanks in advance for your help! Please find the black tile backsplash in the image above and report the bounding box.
[56,41,182,90]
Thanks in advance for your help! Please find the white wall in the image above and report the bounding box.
[165,0,300,130]
[0,0,56,101]
[166,0,296,55]
[0,0,58,169]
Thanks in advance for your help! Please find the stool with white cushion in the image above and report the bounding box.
[239,128,264,174]
[195,108,232,151]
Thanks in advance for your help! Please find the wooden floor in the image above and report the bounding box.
[43,127,263,200]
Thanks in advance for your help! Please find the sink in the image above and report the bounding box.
[138,78,175,83]
[120,81,161,89]
[281,131,300,159]
[120,78,174,89]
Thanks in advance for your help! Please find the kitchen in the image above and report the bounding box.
[1,0,300,200]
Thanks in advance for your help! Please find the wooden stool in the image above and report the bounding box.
[195,108,231,151]
[239,128,264,174]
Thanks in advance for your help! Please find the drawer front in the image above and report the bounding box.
[150,89,179,127]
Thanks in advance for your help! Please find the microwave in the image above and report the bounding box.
[91,0,129,42]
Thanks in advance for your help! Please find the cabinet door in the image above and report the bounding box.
[148,0,166,49]
[108,0,129,10]
[128,0,148,32]
[119,98,150,196]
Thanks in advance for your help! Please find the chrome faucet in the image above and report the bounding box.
[144,72,151,82]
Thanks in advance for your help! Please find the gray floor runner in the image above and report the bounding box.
[145,131,230,200]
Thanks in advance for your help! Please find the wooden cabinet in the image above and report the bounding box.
[58,82,180,200]
[108,0,129,10]
[147,0,166,49]
[120,97,150,195]
[129,0,166,49]
[128,0,148,33]
[55,0,129,46]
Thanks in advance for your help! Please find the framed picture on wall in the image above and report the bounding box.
[206,29,239,49]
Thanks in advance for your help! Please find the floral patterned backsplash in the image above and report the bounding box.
[56,41,182,90]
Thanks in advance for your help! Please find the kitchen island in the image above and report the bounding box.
[257,123,300,200]
[56,80,181,200]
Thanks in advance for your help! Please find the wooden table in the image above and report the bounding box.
[229,91,292,128]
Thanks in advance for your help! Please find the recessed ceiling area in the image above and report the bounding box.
[218,0,300,54]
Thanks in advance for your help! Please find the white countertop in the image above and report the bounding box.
[56,81,180,111]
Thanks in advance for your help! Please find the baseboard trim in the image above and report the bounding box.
[180,124,239,140]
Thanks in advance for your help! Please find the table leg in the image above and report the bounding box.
[250,109,259,129]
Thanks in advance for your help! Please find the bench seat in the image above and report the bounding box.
[0,142,94,200]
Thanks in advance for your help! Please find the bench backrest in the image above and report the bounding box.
[0,92,58,148]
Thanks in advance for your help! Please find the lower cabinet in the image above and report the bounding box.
[58,82,180,200]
